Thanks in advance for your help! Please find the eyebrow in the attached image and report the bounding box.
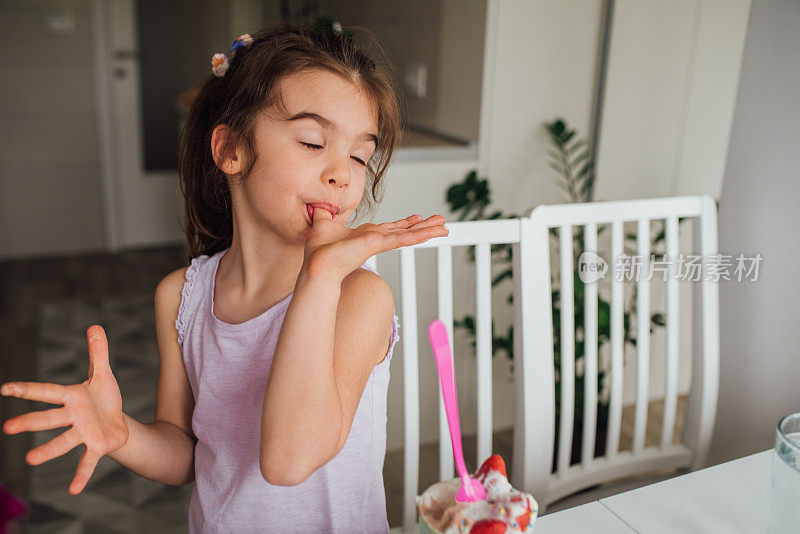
[286,111,378,146]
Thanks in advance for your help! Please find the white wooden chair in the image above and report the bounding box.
[377,195,719,533]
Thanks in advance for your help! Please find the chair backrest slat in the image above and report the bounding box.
[475,242,494,466]
[436,246,455,481]
[661,216,680,449]
[513,216,555,499]
[399,248,420,531]
[633,218,651,454]
[606,220,625,459]
[582,223,599,466]
[557,224,575,476]
[684,197,720,470]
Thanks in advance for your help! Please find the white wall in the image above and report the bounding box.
[708,0,800,466]
[594,0,750,202]
[0,0,104,257]
[485,0,604,212]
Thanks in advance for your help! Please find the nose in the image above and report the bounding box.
[322,153,350,189]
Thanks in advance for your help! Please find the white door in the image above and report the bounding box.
[99,0,180,249]
[0,0,105,259]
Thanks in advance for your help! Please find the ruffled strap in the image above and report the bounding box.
[175,255,210,347]
[384,311,400,366]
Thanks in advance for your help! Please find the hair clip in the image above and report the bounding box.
[231,33,254,53]
[211,33,254,77]
[211,53,229,77]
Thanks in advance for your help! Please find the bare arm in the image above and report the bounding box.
[109,267,197,485]
[109,415,195,486]
[260,266,393,486]
[260,211,446,486]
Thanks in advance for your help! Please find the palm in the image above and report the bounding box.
[1,325,128,495]
[74,350,127,453]
[304,208,449,280]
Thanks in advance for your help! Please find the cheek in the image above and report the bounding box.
[239,168,293,213]
[344,177,366,207]
[351,168,368,189]
[343,185,368,220]
[251,135,305,176]
[248,150,304,198]
[357,174,369,199]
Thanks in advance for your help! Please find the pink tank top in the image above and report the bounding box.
[175,248,399,533]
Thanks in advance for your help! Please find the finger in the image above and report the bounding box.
[403,214,446,230]
[379,214,423,230]
[86,325,110,378]
[373,225,448,254]
[68,447,101,495]
[3,407,71,434]
[1,381,68,405]
[26,427,81,466]
[396,225,450,247]
[311,206,333,223]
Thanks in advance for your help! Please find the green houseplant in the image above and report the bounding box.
[446,118,676,467]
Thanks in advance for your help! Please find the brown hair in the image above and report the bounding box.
[178,20,401,259]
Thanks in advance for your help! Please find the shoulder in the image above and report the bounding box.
[155,267,189,312]
[341,266,394,309]
[338,267,395,359]
[156,266,191,346]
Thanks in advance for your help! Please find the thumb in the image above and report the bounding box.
[312,206,333,223]
[86,325,111,379]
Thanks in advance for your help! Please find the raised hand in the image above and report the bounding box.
[303,209,449,283]
[1,325,129,495]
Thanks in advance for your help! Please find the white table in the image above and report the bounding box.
[600,450,771,533]
[533,450,772,533]
[533,501,632,533]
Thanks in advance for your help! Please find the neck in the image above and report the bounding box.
[219,215,306,300]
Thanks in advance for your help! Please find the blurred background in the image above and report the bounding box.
[1,0,798,532]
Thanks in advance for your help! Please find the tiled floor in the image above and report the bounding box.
[0,245,686,532]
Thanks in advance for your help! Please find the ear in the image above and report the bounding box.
[211,124,244,176]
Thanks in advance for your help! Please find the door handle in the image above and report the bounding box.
[113,50,140,61]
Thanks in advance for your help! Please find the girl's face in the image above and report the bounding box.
[229,68,378,243]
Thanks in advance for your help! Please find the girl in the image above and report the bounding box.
[1,21,448,533]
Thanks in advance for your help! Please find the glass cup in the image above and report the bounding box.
[767,412,800,533]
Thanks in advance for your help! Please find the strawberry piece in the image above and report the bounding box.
[516,510,532,530]
[470,519,507,534]
[475,454,507,479]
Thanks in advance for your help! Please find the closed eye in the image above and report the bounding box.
[301,142,368,167]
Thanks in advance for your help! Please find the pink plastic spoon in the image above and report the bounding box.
[427,319,487,503]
